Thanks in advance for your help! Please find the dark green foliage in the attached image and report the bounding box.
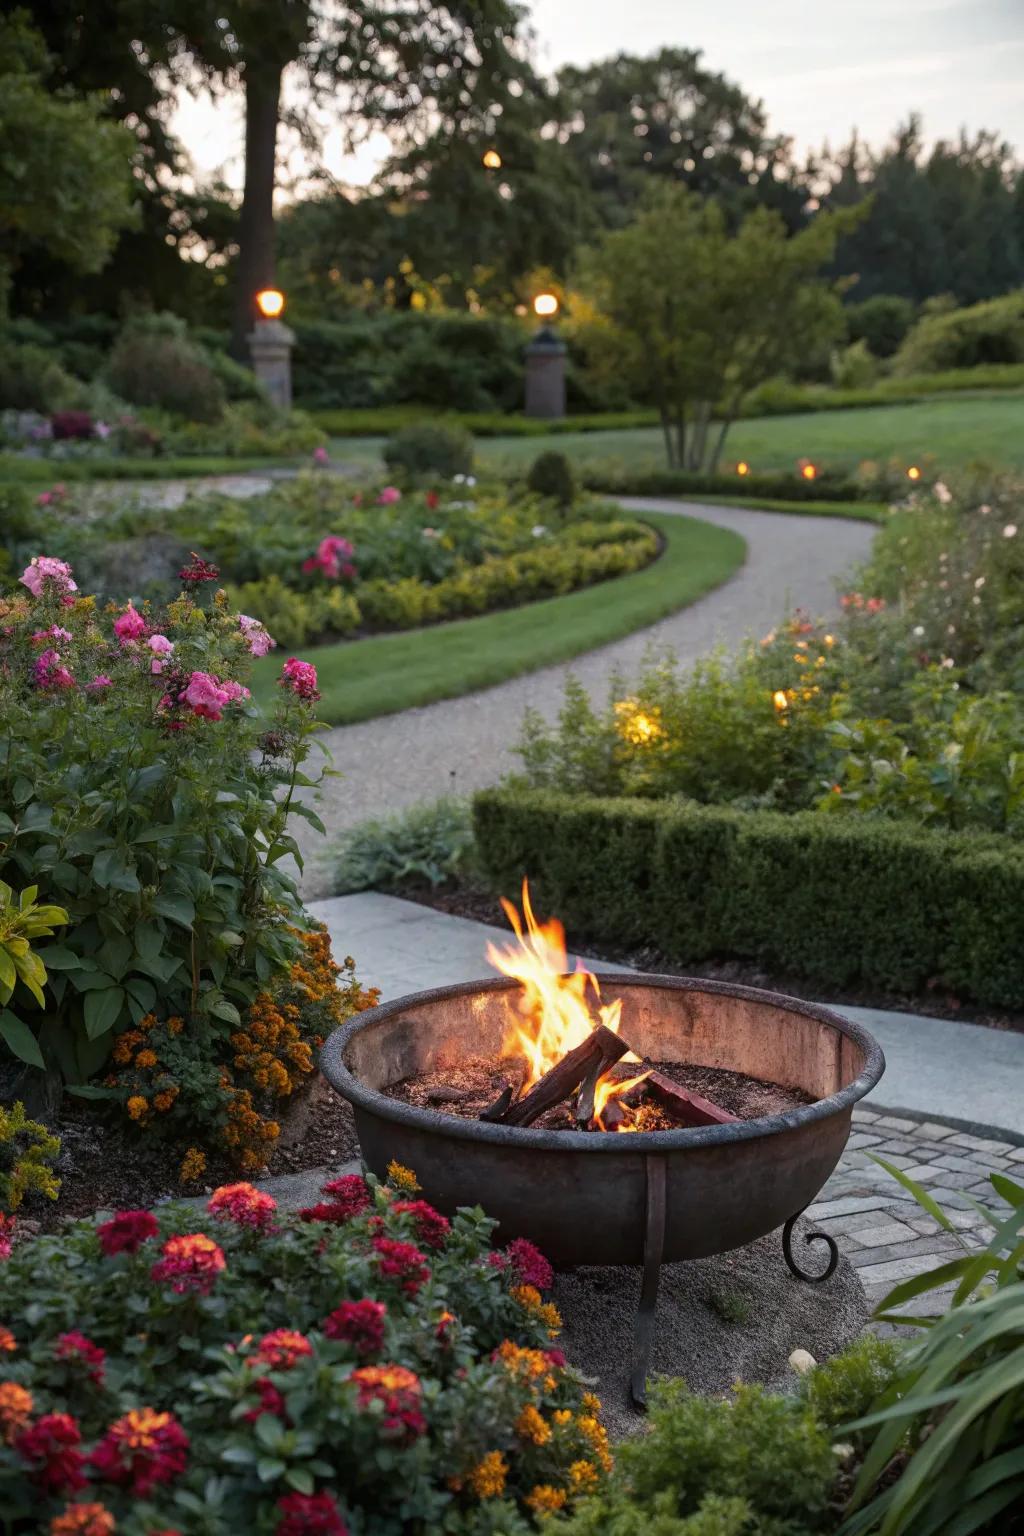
[844,295,916,358]
[105,313,226,423]
[892,290,1024,375]
[707,1288,751,1326]
[472,788,1024,1007]
[0,340,75,412]
[526,449,577,508]
[333,797,476,892]
[798,1334,902,1439]
[383,419,475,479]
[581,466,868,504]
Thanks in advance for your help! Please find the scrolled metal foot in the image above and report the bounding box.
[630,1154,667,1409]
[782,1208,839,1283]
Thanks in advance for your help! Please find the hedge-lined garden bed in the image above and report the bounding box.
[472,787,1024,1009]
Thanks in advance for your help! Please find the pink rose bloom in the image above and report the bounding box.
[31,626,73,645]
[377,486,401,505]
[36,492,52,507]
[220,679,251,703]
[280,657,319,701]
[179,671,232,721]
[33,649,75,691]
[148,633,174,674]
[19,557,77,598]
[113,603,147,643]
[239,614,275,657]
[313,445,329,466]
[86,675,113,692]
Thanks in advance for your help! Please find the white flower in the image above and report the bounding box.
[934,481,952,504]
[422,527,441,539]
[1003,523,1018,538]
[452,473,466,484]
[913,625,925,637]
[978,504,991,515]
[972,595,981,605]
[974,576,985,588]
[465,475,477,487]
[941,656,955,668]
[531,524,548,537]
[947,624,956,635]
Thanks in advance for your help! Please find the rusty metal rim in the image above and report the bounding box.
[320,972,886,1154]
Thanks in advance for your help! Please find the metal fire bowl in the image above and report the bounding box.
[321,975,885,1269]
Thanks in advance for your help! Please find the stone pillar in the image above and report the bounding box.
[524,326,567,419]
[247,317,296,411]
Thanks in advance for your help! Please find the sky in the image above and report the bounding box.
[170,0,1024,193]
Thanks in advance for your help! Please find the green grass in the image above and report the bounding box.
[0,454,289,484]
[328,394,1024,480]
[251,510,745,726]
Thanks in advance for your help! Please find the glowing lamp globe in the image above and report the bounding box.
[533,292,559,320]
[736,461,750,477]
[800,462,818,482]
[482,149,503,170]
[907,465,921,481]
[255,288,285,320]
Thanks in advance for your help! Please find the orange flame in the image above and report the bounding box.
[486,880,644,1127]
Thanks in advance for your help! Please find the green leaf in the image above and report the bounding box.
[124,977,156,1013]
[0,1009,44,1068]
[84,986,125,1039]
[208,999,241,1025]
[871,1155,958,1232]
[36,945,80,970]
[133,923,164,961]
[152,894,195,929]
[989,1172,1024,1207]
[256,1458,286,1482]
[284,1467,315,1494]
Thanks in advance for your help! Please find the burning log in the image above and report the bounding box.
[500,1023,628,1128]
[639,1070,739,1127]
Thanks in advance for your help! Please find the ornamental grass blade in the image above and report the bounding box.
[871,1255,972,1317]
[870,1155,958,1232]
[988,1172,1024,1206]
[942,1479,1024,1536]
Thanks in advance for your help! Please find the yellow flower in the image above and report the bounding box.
[526,1486,566,1514]
[569,1459,599,1492]
[552,1408,572,1426]
[469,1451,508,1499]
[515,1404,550,1446]
[581,1392,602,1416]
[578,1415,613,1472]
[387,1160,420,1193]
[126,1095,148,1121]
[179,1147,207,1182]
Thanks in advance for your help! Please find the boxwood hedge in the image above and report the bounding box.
[472,788,1024,1008]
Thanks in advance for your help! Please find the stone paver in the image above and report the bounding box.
[295,498,875,899]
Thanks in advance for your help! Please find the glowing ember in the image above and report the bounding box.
[486,880,645,1128]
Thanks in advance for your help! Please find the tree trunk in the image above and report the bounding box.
[709,409,737,473]
[231,63,283,360]
[659,407,676,469]
[688,401,711,471]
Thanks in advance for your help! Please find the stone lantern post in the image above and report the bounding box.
[248,288,295,411]
[524,292,567,420]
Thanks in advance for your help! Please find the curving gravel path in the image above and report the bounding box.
[295,499,876,898]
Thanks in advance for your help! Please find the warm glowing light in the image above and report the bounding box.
[533,292,559,319]
[907,465,921,481]
[772,689,790,712]
[486,881,644,1129]
[614,698,664,746]
[255,288,285,319]
[482,149,503,170]
[800,462,817,481]
[736,461,750,476]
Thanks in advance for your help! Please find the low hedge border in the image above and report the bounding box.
[472,788,1024,1010]
[581,466,870,504]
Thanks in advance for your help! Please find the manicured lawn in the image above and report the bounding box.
[329,394,1024,479]
[251,510,745,725]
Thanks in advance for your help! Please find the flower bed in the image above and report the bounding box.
[0,1167,608,1533]
[6,478,661,650]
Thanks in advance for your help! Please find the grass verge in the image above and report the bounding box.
[654,493,887,522]
[251,510,744,726]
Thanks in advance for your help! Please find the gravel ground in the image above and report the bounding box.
[295,498,875,899]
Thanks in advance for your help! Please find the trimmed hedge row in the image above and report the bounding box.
[472,788,1024,1009]
[580,466,869,504]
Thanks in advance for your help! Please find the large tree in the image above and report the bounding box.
[576,185,860,471]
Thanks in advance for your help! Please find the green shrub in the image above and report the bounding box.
[472,787,1024,1006]
[106,313,226,423]
[0,1099,60,1213]
[526,449,577,508]
[845,295,916,358]
[383,419,475,479]
[830,340,878,390]
[581,466,867,504]
[0,878,67,1074]
[798,1334,901,1441]
[0,1165,605,1532]
[334,798,475,892]
[892,290,1024,375]
[0,341,76,413]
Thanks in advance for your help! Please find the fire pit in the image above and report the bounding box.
[321,888,885,1405]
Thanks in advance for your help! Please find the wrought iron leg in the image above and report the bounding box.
[782,1206,839,1282]
[630,1154,667,1409]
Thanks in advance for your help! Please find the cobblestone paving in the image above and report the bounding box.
[807,1108,1021,1332]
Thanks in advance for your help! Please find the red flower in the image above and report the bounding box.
[178,553,220,586]
[151,1233,225,1295]
[391,1199,450,1251]
[207,1182,277,1231]
[505,1237,553,1292]
[545,1347,566,1368]
[54,1332,106,1385]
[253,1330,313,1370]
[90,1408,189,1496]
[97,1209,159,1256]
[371,1236,430,1295]
[425,491,440,510]
[16,1413,88,1493]
[275,1491,349,1535]
[280,657,319,701]
[351,1364,426,1440]
[322,1299,386,1357]
[243,1377,287,1424]
[319,1174,372,1218]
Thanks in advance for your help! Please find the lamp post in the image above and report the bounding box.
[524,291,566,420]
[248,288,295,411]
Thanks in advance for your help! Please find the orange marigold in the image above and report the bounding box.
[153,1088,178,1113]
[112,1031,141,1066]
[0,1381,34,1442]
[166,1016,184,1035]
[386,1161,420,1193]
[134,1050,158,1070]
[179,1147,206,1183]
[126,1096,148,1121]
[0,1327,16,1353]
[526,1485,566,1514]
[468,1451,507,1499]
[49,1502,116,1536]
[569,1459,599,1492]
[515,1404,550,1446]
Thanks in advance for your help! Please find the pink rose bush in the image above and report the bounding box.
[303,535,357,582]
[20,557,76,599]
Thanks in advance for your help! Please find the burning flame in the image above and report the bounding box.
[486,880,646,1128]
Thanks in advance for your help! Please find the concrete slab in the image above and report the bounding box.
[308,892,1024,1140]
